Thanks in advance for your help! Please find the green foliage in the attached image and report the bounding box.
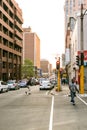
[21,59,34,78]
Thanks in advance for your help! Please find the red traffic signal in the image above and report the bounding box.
[56,60,60,70]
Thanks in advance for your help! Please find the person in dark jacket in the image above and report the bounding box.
[69,78,79,105]
[25,78,32,95]
[26,78,32,86]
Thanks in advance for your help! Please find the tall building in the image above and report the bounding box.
[64,0,87,89]
[64,0,87,65]
[0,0,23,81]
[23,27,40,69]
[64,0,87,32]
[40,59,52,76]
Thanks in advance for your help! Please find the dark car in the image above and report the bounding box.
[31,78,39,86]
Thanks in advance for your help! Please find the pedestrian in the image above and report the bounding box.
[25,78,32,95]
[69,78,79,105]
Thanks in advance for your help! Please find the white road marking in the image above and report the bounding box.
[77,95,87,106]
[49,96,54,130]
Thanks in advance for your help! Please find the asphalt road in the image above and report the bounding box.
[0,85,87,130]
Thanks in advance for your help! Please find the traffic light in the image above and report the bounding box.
[76,55,79,66]
[81,52,84,65]
[56,60,60,70]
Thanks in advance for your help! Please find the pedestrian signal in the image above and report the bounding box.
[76,55,79,66]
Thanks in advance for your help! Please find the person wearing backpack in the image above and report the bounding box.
[69,78,79,105]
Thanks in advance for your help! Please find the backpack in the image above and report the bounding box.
[70,84,76,92]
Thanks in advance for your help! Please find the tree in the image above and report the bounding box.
[21,59,34,78]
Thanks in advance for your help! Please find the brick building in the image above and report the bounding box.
[0,0,23,81]
[23,27,40,69]
[40,59,52,76]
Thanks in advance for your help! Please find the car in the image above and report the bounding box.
[18,80,28,88]
[39,79,54,90]
[38,78,45,84]
[7,80,20,90]
[0,81,9,93]
[31,78,39,85]
[50,79,57,86]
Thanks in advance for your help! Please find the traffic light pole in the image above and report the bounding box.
[56,57,61,91]
[57,69,61,91]
[80,4,84,94]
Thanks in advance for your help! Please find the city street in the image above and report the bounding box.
[0,85,87,130]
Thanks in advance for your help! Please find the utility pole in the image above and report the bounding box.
[80,4,84,94]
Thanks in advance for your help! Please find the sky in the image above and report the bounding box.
[15,0,65,68]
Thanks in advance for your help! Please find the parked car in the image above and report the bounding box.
[50,79,57,86]
[39,79,54,90]
[7,80,20,90]
[0,81,9,93]
[18,80,28,88]
[30,78,39,86]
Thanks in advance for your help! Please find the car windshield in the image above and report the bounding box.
[1,81,7,85]
[7,81,15,84]
[20,80,26,82]
[21,81,26,83]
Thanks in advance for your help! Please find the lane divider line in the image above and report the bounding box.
[77,95,87,106]
[49,96,54,130]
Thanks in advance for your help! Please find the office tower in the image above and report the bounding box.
[23,27,40,69]
[0,0,23,81]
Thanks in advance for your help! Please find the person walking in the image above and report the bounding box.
[25,78,32,95]
[69,78,79,105]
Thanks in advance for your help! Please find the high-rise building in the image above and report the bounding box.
[64,0,87,65]
[23,27,40,69]
[64,0,87,32]
[64,0,87,87]
[0,0,23,81]
[40,59,52,76]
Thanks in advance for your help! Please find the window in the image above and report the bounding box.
[78,0,84,6]
[73,0,75,7]
[70,0,73,14]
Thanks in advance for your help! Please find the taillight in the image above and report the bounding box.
[13,83,15,86]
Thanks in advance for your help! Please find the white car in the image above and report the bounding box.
[0,81,9,93]
[7,80,19,90]
[39,80,53,90]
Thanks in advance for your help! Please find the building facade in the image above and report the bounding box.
[64,1,87,90]
[64,0,87,66]
[40,59,52,76]
[64,0,87,32]
[23,27,40,69]
[0,0,23,81]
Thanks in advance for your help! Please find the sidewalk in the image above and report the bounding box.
[52,84,87,130]
[51,84,87,105]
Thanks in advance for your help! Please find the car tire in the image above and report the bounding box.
[1,89,3,93]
